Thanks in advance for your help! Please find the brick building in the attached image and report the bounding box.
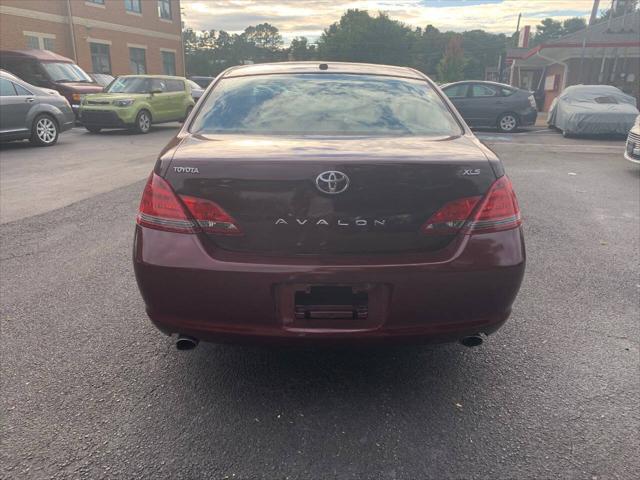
[0,0,184,76]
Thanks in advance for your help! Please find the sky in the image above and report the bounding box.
[181,0,596,43]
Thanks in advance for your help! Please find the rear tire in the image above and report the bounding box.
[30,114,59,147]
[85,126,101,133]
[497,113,518,133]
[133,110,151,134]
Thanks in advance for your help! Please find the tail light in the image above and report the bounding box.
[179,195,242,235]
[136,173,241,235]
[422,176,521,235]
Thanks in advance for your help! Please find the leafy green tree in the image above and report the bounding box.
[530,17,586,47]
[531,18,564,46]
[409,24,449,75]
[290,37,315,60]
[562,17,587,34]
[317,10,413,66]
[436,35,466,82]
[461,30,508,80]
[244,23,283,51]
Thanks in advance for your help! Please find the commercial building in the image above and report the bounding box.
[509,10,639,111]
[0,0,184,76]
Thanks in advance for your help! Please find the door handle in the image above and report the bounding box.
[25,97,35,103]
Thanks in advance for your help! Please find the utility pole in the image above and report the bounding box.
[65,0,78,62]
[589,0,601,25]
[514,13,521,47]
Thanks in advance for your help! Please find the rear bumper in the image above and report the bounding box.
[625,136,640,164]
[624,151,640,164]
[519,108,537,127]
[133,227,526,345]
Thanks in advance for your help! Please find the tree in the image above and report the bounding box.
[409,24,448,75]
[562,17,586,34]
[461,30,508,80]
[530,17,586,47]
[531,18,564,46]
[317,10,413,66]
[436,35,466,82]
[290,37,315,60]
[244,23,283,51]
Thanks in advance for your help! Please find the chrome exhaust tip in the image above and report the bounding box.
[176,334,199,351]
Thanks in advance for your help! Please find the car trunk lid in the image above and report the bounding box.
[164,134,496,255]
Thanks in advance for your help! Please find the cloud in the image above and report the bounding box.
[182,0,594,42]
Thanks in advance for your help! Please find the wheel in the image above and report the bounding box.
[85,126,101,133]
[497,113,518,133]
[133,110,151,134]
[562,130,572,138]
[30,114,59,146]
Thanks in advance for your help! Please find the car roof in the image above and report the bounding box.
[0,49,74,63]
[222,62,426,80]
[564,84,622,92]
[444,80,516,89]
[0,68,21,82]
[117,75,185,80]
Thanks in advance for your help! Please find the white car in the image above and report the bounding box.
[624,115,640,164]
[548,85,639,137]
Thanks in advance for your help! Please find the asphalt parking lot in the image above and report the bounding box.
[1,126,638,479]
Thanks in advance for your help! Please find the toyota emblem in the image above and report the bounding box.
[315,171,350,194]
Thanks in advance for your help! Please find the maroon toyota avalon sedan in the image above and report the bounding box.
[133,62,525,350]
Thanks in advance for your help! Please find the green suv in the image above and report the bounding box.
[79,75,195,134]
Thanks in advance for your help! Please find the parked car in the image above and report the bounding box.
[79,75,195,134]
[0,49,103,117]
[548,85,639,137]
[441,81,537,132]
[188,76,214,89]
[0,69,74,146]
[624,115,640,164]
[133,62,525,350]
[89,73,115,88]
[187,79,204,102]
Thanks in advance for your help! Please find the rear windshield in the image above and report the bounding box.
[191,74,462,136]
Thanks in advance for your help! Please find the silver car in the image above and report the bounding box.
[187,79,204,102]
[0,69,74,146]
[442,81,538,133]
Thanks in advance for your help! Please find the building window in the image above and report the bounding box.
[129,47,147,74]
[90,43,112,74]
[161,51,176,75]
[25,35,39,49]
[125,0,142,13]
[43,38,55,51]
[158,0,172,20]
[86,0,105,4]
[24,33,55,51]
